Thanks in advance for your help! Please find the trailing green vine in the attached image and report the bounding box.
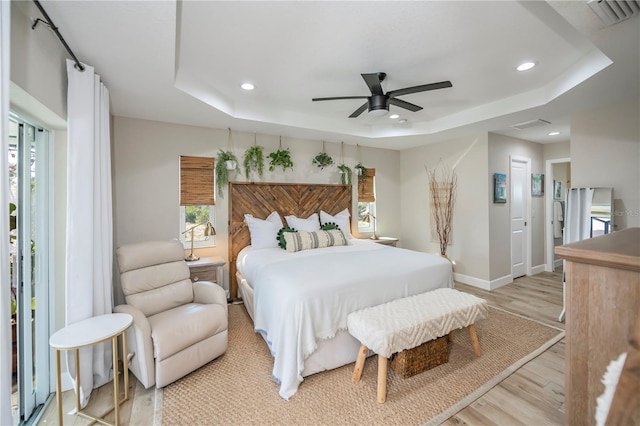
[337,164,352,185]
[244,144,265,180]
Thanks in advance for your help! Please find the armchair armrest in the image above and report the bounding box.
[193,281,228,315]
[114,304,156,388]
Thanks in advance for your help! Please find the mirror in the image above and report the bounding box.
[558,186,613,322]
[589,187,614,237]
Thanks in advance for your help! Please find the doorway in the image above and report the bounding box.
[545,158,571,272]
[510,156,531,279]
[8,115,52,424]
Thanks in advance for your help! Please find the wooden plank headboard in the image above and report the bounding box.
[228,182,352,299]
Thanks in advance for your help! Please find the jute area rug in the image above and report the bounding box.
[158,303,564,426]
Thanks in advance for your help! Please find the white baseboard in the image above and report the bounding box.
[454,272,513,291]
[554,259,563,268]
[531,264,546,275]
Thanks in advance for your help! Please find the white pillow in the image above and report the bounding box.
[285,213,320,232]
[244,211,283,249]
[320,209,352,239]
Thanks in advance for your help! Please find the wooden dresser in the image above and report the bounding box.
[555,227,640,426]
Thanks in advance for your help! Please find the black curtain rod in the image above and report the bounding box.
[32,0,85,71]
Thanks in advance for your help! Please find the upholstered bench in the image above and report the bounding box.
[347,288,489,402]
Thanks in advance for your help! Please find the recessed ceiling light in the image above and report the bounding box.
[548,131,561,136]
[389,114,400,119]
[241,83,255,91]
[398,119,408,124]
[517,62,536,72]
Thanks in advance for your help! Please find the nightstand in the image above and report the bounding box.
[186,256,225,288]
[370,237,399,247]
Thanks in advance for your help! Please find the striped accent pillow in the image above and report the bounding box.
[283,229,348,252]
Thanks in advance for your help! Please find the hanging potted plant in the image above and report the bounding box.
[336,142,352,185]
[337,164,352,185]
[355,162,368,193]
[243,133,265,180]
[268,137,294,172]
[215,150,240,197]
[313,141,334,170]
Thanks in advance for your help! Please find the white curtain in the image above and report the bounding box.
[65,59,114,408]
[563,188,594,245]
[558,187,594,322]
[1,1,12,424]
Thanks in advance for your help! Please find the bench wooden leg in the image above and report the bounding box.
[377,355,388,403]
[468,324,481,356]
[353,344,368,383]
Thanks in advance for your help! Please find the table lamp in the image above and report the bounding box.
[364,213,378,240]
[182,220,215,261]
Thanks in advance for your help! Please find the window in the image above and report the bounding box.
[358,202,376,232]
[179,156,216,248]
[357,167,376,232]
[180,205,216,248]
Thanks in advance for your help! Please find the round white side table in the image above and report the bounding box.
[49,313,133,426]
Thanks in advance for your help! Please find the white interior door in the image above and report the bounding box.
[510,157,530,278]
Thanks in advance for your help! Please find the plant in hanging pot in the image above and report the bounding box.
[355,162,367,178]
[243,145,265,180]
[313,151,334,170]
[337,164,352,185]
[215,149,241,197]
[268,147,294,172]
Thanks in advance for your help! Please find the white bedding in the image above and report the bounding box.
[236,239,453,400]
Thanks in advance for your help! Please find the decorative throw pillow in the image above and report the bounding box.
[285,213,321,232]
[320,222,341,231]
[277,227,297,250]
[320,209,352,239]
[283,229,348,252]
[244,211,284,249]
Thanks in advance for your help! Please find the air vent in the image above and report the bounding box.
[510,119,551,130]
[588,0,640,25]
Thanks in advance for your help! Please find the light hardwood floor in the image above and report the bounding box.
[38,269,565,425]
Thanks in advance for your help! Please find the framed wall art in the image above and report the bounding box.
[532,173,544,196]
[554,180,562,200]
[493,173,507,203]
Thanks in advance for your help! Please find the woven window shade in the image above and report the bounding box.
[358,168,376,203]
[180,156,215,206]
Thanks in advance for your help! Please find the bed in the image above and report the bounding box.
[229,182,453,400]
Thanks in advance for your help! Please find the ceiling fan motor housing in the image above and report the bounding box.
[368,94,389,114]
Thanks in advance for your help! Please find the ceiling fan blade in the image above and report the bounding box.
[387,81,452,98]
[349,102,369,118]
[312,96,368,101]
[388,98,422,112]
[361,73,385,96]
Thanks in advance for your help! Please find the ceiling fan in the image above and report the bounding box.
[312,72,452,118]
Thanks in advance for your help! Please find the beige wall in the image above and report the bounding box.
[10,1,67,121]
[570,99,640,231]
[112,116,401,295]
[488,133,545,281]
[400,133,490,281]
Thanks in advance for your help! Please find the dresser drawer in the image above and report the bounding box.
[189,269,217,283]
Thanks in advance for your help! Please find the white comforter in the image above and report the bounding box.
[236,240,453,400]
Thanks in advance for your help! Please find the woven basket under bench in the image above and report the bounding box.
[390,335,449,378]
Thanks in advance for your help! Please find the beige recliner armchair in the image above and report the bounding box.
[114,239,228,388]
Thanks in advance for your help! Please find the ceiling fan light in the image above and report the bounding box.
[368,107,388,116]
